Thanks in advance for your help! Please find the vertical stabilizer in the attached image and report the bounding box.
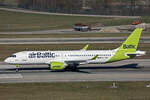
[119,28,142,52]
[108,28,143,62]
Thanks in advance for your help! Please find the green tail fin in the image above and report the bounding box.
[108,28,143,62]
[119,28,143,52]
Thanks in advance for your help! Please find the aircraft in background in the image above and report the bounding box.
[4,28,146,71]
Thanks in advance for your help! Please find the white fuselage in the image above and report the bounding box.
[4,50,116,65]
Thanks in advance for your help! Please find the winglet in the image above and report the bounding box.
[91,55,98,60]
[81,44,89,50]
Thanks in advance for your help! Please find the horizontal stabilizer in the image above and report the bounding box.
[126,50,146,58]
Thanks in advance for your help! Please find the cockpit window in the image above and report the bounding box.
[9,55,16,58]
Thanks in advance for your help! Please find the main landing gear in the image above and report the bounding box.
[65,64,79,71]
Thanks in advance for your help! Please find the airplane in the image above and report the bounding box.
[4,28,146,71]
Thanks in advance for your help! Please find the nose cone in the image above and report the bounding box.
[4,58,9,63]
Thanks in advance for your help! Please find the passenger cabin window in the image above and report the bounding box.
[9,55,16,58]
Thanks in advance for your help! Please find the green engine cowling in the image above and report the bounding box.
[50,61,66,71]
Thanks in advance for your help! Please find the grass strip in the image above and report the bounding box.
[0,10,136,32]
[0,81,150,100]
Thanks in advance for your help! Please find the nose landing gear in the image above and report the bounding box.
[15,64,19,72]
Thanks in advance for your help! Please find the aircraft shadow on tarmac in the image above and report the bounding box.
[78,63,139,70]
[5,63,139,73]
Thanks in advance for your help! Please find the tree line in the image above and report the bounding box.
[17,0,113,9]
[17,0,83,13]
[0,0,150,15]
[16,0,117,14]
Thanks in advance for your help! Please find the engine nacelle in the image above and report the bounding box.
[50,61,67,71]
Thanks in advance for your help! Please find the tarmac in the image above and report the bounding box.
[0,59,150,83]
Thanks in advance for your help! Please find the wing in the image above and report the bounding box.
[45,55,99,71]
[65,54,99,65]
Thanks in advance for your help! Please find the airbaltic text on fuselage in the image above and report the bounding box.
[28,52,55,58]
